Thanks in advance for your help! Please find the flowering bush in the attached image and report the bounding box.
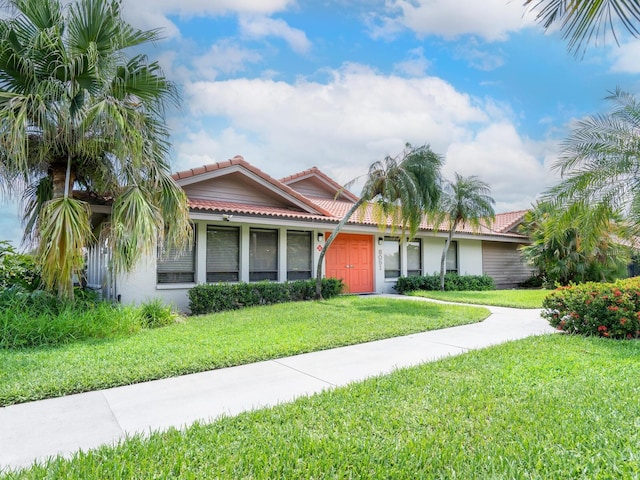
[542,277,640,339]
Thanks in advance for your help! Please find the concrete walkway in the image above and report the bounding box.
[0,296,555,472]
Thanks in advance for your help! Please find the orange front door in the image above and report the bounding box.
[325,233,374,293]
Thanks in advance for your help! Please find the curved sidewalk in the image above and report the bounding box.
[0,296,555,472]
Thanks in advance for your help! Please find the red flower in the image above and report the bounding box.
[620,318,628,325]
[614,289,622,297]
[608,305,619,312]
[598,325,608,332]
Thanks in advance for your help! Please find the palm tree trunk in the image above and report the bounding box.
[440,222,457,291]
[315,197,366,299]
[50,157,76,199]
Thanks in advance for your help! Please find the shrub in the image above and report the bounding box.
[0,241,41,291]
[188,278,344,315]
[394,273,495,294]
[517,274,544,289]
[0,290,142,349]
[138,299,179,329]
[541,277,640,339]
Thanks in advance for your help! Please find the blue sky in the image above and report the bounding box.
[2,0,640,247]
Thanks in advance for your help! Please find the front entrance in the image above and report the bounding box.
[325,233,374,293]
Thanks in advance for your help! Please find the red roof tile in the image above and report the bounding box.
[172,156,334,217]
[175,158,528,240]
[280,166,360,202]
[310,198,528,239]
[188,198,336,221]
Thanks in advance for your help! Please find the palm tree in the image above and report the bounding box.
[523,0,640,55]
[315,143,442,299]
[437,173,495,291]
[519,200,631,285]
[549,89,640,229]
[0,0,191,299]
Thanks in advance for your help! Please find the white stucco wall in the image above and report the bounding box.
[113,225,488,311]
[422,236,445,275]
[116,254,193,312]
[115,221,329,313]
[457,239,483,275]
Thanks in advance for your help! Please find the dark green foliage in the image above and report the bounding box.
[517,274,544,289]
[542,277,640,339]
[0,287,141,349]
[138,299,177,329]
[395,273,494,294]
[520,202,631,288]
[189,278,344,315]
[0,241,41,291]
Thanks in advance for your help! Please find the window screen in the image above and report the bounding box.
[407,239,422,277]
[287,231,312,280]
[157,225,196,284]
[207,225,240,282]
[446,240,458,273]
[383,237,400,279]
[250,228,278,281]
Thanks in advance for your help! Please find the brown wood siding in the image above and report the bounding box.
[287,178,336,199]
[482,241,533,289]
[183,173,293,208]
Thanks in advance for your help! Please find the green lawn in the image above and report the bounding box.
[6,334,640,479]
[409,288,551,308]
[0,296,488,406]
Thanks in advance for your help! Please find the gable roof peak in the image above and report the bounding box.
[280,166,359,203]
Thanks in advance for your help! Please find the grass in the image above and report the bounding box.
[409,288,551,308]
[6,334,640,479]
[0,296,489,406]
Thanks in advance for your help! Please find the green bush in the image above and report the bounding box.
[542,277,640,339]
[138,299,178,329]
[0,287,142,349]
[188,278,344,315]
[0,241,41,291]
[394,273,495,294]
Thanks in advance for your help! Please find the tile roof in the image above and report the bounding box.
[175,156,528,240]
[280,166,360,202]
[188,198,334,222]
[310,198,528,239]
[172,156,334,217]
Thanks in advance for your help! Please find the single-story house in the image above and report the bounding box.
[86,155,533,311]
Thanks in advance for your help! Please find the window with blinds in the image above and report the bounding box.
[407,239,422,277]
[446,240,458,273]
[287,231,312,280]
[157,225,196,284]
[383,236,400,279]
[250,228,278,281]
[207,225,240,282]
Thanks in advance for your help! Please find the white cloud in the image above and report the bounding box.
[378,0,538,42]
[610,39,640,73]
[239,16,312,54]
[194,40,263,79]
[455,39,505,71]
[393,47,430,77]
[443,123,559,212]
[121,0,296,38]
[173,64,554,211]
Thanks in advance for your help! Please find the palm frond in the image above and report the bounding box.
[524,0,640,56]
[35,196,93,299]
[109,184,162,274]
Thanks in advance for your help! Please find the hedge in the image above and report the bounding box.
[188,278,344,315]
[394,273,495,294]
[542,277,640,339]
